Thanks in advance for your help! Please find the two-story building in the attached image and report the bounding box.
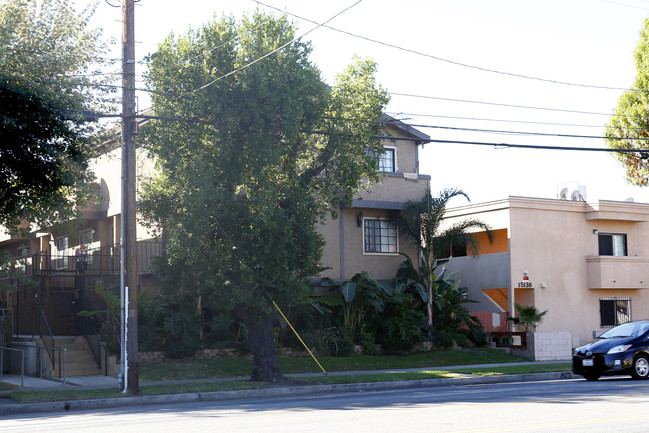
[318,117,431,282]
[0,115,430,376]
[441,195,649,348]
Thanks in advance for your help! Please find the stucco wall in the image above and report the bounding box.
[318,207,420,281]
[445,252,511,312]
[317,133,429,282]
[444,197,649,347]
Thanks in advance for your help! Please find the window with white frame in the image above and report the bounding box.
[598,233,627,256]
[378,148,395,172]
[56,236,69,269]
[600,297,630,327]
[369,148,396,173]
[364,218,397,254]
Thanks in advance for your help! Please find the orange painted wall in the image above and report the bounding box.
[474,228,508,255]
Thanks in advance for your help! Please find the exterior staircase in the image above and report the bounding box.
[42,336,103,377]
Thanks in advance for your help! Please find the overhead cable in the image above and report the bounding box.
[179,0,363,97]
[389,92,620,116]
[254,0,645,93]
[384,112,608,129]
[401,123,649,141]
[426,138,649,155]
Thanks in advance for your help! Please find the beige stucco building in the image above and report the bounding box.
[442,196,649,347]
[0,117,430,350]
[318,119,430,281]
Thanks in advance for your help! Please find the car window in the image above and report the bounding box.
[600,322,649,338]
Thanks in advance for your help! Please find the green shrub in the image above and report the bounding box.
[139,295,202,358]
[358,324,377,355]
[332,335,354,356]
[373,299,426,353]
[302,327,340,355]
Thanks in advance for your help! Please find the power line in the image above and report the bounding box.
[178,0,363,97]
[402,123,649,141]
[425,138,649,156]
[86,109,646,145]
[385,112,608,129]
[389,92,626,117]
[597,0,649,10]
[254,0,645,94]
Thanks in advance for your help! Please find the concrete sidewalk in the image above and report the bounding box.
[0,361,568,391]
[0,362,575,416]
[0,374,119,391]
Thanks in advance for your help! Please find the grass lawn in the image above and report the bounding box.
[139,347,528,381]
[0,348,572,404]
[0,381,18,390]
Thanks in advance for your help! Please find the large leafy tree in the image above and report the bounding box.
[141,11,389,381]
[605,17,649,185]
[0,0,110,229]
[396,188,492,326]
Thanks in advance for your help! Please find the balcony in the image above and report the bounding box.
[0,241,162,282]
[353,172,430,209]
[586,255,649,289]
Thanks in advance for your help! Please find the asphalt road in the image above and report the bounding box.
[3,376,649,432]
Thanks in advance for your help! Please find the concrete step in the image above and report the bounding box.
[65,349,98,361]
[53,367,103,377]
[42,336,103,377]
[63,367,103,377]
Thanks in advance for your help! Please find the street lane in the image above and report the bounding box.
[2,378,649,432]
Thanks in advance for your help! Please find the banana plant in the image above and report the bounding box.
[321,272,393,339]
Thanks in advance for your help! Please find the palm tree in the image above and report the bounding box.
[507,303,548,332]
[396,188,493,325]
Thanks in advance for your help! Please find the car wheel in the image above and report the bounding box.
[582,373,600,381]
[631,354,649,379]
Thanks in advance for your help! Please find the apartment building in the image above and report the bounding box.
[441,195,649,347]
[0,117,430,353]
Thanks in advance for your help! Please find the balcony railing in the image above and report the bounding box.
[1,241,163,280]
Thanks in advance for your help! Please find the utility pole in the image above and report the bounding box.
[121,0,138,394]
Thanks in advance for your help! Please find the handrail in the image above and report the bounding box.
[0,308,13,347]
[39,308,56,367]
[38,345,67,383]
[0,346,24,387]
[85,322,102,369]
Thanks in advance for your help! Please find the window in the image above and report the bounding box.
[369,148,396,173]
[80,230,95,264]
[600,297,631,327]
[16,246,29,275]
[364,218,397,253]
[436,239,468,258]
[56,236,69,269]
[598,233,627,256]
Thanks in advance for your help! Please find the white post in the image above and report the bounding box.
[122,285,128,393]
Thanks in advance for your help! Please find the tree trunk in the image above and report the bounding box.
[244,312,285,382]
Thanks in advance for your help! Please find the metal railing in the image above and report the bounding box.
[39,308,57,372]
[0,346,24,387]
[38,345,67,383]
[1,240,163,280]
[0,308,13,348]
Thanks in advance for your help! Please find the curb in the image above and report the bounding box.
[0,371,575,416]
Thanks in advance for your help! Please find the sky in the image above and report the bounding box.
[79,0,649,205]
